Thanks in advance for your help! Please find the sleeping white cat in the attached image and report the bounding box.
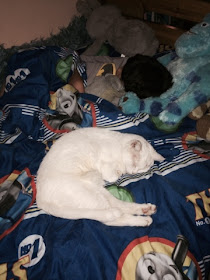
[36,127,164,226]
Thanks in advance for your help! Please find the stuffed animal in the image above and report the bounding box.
[85,73,125,106]
[119,92,139,114]
[188,100,210,140]
[119,14,210,132]
[76,0,159,56]
[82,58,126,105]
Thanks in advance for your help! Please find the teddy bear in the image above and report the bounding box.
[188,100,210,140]
[119,14,210,132]
[76,0,159,57]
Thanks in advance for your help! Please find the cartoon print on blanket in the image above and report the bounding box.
[1,163,210,279]
[0,46,87,142]
[0,169,36,239]
[117,235,200,280]
[120,14,210,131]
[0,46,210,280]
[0,46,156,238]
[182,131,210,159]
[46,84,84,131]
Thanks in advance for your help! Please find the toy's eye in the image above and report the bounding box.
[64,103,69,108]
[148,265,155,274]
[201,22,208,27]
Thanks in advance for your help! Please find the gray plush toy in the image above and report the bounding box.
[85,73,125,106]
[76,0,159,56]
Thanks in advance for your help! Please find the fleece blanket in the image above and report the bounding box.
[0,47,210,280]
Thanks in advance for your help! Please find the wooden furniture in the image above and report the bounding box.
[102,0,210,46]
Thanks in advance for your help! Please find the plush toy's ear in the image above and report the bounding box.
[76,0,101,19]
[196,114,210,141]
[188,103,208,120]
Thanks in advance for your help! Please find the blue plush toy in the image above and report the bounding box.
[119,14,210,131]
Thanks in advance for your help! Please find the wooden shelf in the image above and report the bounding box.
[142,0,210,23]
[146,22,185,46]
[102,0,210,47]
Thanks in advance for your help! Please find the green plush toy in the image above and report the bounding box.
[119,14,210,132]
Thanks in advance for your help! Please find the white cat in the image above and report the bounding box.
[36,127,164,226]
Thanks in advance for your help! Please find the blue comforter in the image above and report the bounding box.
[0,47,209,280]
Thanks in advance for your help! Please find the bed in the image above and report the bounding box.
[0,3,210,280]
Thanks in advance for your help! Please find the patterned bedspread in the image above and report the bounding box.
[0,47,209,280]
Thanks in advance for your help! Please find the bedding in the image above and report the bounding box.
[0,46,210,280]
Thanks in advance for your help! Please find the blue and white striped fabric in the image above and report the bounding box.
[0,47,209,280]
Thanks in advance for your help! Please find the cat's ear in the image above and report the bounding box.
[130,140,142,169]
[153,151,165,162]
[130,140,142,152]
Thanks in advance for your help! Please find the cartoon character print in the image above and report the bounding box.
[182,131,210,159]
[116,235,201,280]
[136,235,189,280]
[47,84,83,131]
[136,252,183,280]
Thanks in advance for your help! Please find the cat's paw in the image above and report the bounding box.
[141,203,157,216]
[101,163,122,182]
[105,208,122,221]
[105,213,153,227]
[142,216,153,226]
[109,173,120,182]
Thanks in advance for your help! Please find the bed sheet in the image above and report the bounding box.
[0,47,209,280]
